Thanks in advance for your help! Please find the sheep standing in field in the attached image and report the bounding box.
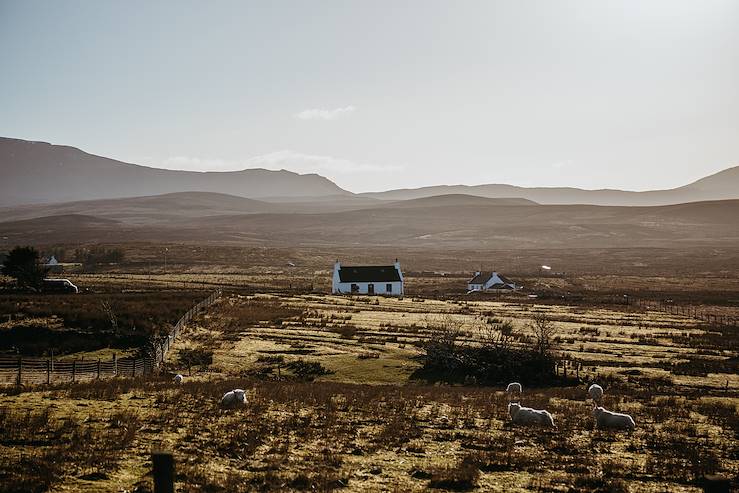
[221,389,247,408]
[592,406,635,430]
[506,382,522,401]
[588,383,603,402]
[173,374,183,384]
[508,402,555,427]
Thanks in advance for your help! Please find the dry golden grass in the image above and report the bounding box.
[1,375,736,492]
[1,286,737,492]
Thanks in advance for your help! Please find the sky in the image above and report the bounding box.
[1,0,738,193]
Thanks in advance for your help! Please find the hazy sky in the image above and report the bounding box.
[1,1,738,192]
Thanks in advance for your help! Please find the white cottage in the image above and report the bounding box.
[332,260,404,296]
[467,271,517,291]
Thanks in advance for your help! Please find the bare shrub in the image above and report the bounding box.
[529,312,557,357]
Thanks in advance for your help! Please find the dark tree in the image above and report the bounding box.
[1,246,49,290]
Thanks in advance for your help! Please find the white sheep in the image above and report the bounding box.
[221,389,247,408]
[173,374,183,384]
[588,383,603,402]
[506,382,522,400]
[592,406,635,430]
[508,402,555,427]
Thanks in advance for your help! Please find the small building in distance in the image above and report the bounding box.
[467,271,517,292]
[332,260,404,296]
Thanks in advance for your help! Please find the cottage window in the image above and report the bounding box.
[386,283,392,293]
[351,284,359,293]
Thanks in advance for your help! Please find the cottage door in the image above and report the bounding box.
[367,283,375,294]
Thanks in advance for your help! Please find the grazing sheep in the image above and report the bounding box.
[508,402,555,427]
[173,374,183,384]
[506,382,522,399]
[588,383,603,401]
[592,406,635,430]
[221,389,247,408]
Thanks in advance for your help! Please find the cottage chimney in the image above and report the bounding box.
[394,258,401,270]
[335,259,341,269]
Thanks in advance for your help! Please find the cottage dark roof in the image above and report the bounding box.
[338,265,401,283]
[468,272,515,286]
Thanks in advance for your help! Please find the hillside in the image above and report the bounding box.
[2,137,738,208]
[0,192,285,224]
[3,199,737,250]
[0,191,388,224]
[360,166,739,206]
[378,194,538,208]
[0,137,349,206]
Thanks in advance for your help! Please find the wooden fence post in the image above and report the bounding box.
[152,451,175,493]
[46,359,51,385]
[16,356,22,386]
[72,359,76,382]
[113,353,117,376]
[97,359,101,379]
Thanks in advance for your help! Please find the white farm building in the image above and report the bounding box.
[467,271,517,292]
[332,260,404,296]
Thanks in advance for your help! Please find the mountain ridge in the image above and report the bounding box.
[1,136,738,207]
[0,137,350,206]
[359,165,739,206]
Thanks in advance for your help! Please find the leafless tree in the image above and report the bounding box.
[529,312,556,356]
[100,300,119,333]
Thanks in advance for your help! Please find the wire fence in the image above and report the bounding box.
[0,289,222,386]
[151,289,222,364]
[627,296,738,328]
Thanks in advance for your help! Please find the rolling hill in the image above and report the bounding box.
[0,137,349,206]
[1,136,738,208]
[360,166,739,206]
[2,196,737,250]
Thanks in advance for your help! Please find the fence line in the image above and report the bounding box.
[0,289,222,386]
[151,289,222,365]
[625,296,738,328]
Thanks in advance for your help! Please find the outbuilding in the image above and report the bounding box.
[467,271,517,292]
[332,260,404,296]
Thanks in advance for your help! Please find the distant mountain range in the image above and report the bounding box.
[360,167,739,206]
[1,136,738,207]
[0,137,348,206]
[1,136,738,250]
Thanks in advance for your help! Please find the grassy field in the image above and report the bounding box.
[1,288,737,492]
[170,294,737,390]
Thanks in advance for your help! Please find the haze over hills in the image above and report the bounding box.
[0,192,283,224]
[360,166,739,206]
[1,136,739,208]
[0,137,349,206]
[0,191,387,224]
[2,196,737,250]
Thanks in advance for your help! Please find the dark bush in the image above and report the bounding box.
[177,347,214,375]
[414,316,563,386]
[285,359,333,381]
